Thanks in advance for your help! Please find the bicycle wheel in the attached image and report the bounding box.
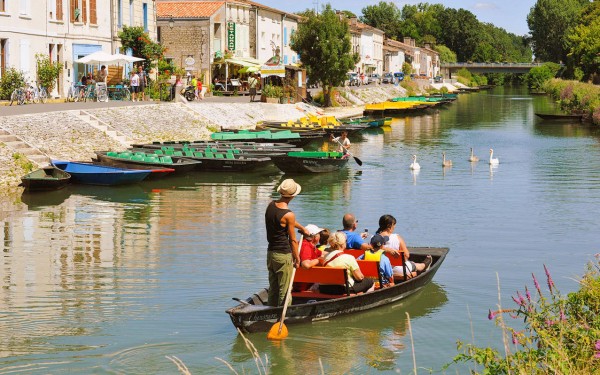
[67,88,74,102]
[74,87,83,102]
[97,88,108,102]
[122,88,131,101]
[17,90,26,106]
[9,89,18,106]
[39,88,48,103]
[32,89,40,104]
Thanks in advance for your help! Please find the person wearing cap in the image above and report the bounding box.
[358,234,394,286]
[319,232,374,294]
[299,224,326,269]
[341,213,402,258]
[265,178,307,307]
[377,214,432,279]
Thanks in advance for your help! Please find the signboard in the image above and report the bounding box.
[260,64,285,77]
[227,22,236,52]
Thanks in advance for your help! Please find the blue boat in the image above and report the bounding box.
[51,160,153,186]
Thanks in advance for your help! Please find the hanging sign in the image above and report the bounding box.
[227,22,236,52]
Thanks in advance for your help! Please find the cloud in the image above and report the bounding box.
[474,2,498,10]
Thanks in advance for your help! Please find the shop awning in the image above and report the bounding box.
[224,58,259,68]
[260,64,285,77]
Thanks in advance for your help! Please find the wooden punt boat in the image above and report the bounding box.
[534,113,583,121]
[227,247,448,333]
[94,151,200,174]
[342,116,392,127]
[130,142,302,157]
[20,166,71,191]
[113,149,273,172]
[211,129,324,147]
[270,151,350,173]
[51,160,153,186]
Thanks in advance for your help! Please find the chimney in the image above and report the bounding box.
[350,17,357,26]
[403,37,411,45]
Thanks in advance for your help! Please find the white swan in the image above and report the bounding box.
[469,147,479,162]
[442,152,452,167]
[489,148,499,165]
[410,154,421,170]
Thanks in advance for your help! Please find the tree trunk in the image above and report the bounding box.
[323,85,333,107]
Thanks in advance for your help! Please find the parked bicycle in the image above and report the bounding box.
[67,80,86,102]
[9,87,26,106]
[82,82,109,102]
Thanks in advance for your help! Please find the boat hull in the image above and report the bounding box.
[535,113,583,121]
[20,166,71,191]
[270,155,349,173]
[95,152,200,174]
[51,160,151,186]
[226,247,448,333]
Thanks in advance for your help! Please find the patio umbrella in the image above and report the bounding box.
[75,51,115,64]
[110,53,145,64]
[245,66,260,73]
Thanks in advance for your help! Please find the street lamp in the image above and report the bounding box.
[168,17,174,29]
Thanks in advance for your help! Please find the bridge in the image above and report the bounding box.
[441,62,543,77]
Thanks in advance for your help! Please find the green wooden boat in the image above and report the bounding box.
[342,116,392,127]
[20,166,71,191]
[270,151,349,173]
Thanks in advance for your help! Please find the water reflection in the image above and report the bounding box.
[533,122,600,139]
[229,283,448,373]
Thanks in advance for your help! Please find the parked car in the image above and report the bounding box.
[394,72,405,82]
[382,73,394,84]
[345,72,361,86]
[367,73,381,85]
[433,75,443,83]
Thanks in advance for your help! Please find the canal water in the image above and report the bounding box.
[1,87,599,374]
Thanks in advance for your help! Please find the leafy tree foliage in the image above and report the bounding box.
[565,1,600,81]
[118,26,165,70]
[525,62,561,90]
[291,5,358,107]
[434,45,457,63]
[527,0,588,63]
[360,1,403,40]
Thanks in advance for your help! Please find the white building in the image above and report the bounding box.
[249,1,300,65]
[383,39,406,74]
[348,17,384,75]
[0,0,156,98]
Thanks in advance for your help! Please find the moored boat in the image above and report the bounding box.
[534,113,583,121]
[51,160,153,186]
[20,166,71,191]
[270,151,350,173]
[211,129,323,147]
[342,116,392,127]
[226,247,448,333]
[95,151,200,174]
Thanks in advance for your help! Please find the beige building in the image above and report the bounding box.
[0,0,157,98]
[347,17,384,75]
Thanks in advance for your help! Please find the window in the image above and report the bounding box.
[20,0,31,15]
[283,27,287,46]
[129,0,133,26]
[143,3,148,31]
[0,0,5,12]
[56,0,63,20]
[70,0,87,23]
[117,0,122,27]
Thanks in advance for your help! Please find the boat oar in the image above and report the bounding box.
[333,137,363,166]
[267,235,302,340]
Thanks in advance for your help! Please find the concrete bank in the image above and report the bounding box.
[0,84,411,188]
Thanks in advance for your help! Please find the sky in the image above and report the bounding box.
[258,0,536,36]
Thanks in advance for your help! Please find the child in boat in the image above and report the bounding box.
[294,224,325,292]
[317,228,330,253]
[358,234,394,286]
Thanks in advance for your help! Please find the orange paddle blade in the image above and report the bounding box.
[267,322,288,340]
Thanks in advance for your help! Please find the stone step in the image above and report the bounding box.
[15,148,42,156]
[4,141,27,149]
[0,134,19,142]
[0,129,10,136]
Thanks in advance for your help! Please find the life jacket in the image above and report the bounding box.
[364,249,385,262]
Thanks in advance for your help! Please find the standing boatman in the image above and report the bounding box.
[265,179,307,306]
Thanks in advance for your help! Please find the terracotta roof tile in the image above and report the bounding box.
[157,1,225,19]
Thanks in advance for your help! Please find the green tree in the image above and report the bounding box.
[525,62,561,90]
[527,0,588,63]
[565,1,600,81]
[291,5,358,107]
[437,8,482,61]
[118,26,165,70]
[434,45,457,63]
[360,1,403,40]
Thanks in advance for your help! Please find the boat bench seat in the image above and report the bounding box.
[288,151,329,158]
[356,260,386,288]
[291,266,350,300]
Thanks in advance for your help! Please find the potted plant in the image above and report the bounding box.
[261,84,282,103]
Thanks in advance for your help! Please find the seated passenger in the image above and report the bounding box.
[316,228,330,253]
[358,234,394,286]
[376,214,432,280]
[319,232,374,295]
[340,213,401,258]
[300,224,325,269]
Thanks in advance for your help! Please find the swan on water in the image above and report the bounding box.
[469,148,479,162]
[410,154,421,170]
[442,152,452,167]
[489,148,499,165]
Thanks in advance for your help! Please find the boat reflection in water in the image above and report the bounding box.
[229,282,447,373]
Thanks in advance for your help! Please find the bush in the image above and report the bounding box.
[445,259,600,374]
[544,79,600,124]
[0,67,26,100]
[525,62,561,91]
[35,54,62,93]
[262,84,283,98]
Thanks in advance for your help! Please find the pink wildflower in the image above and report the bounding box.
[517,291,526,305]
[543,264,555,291]
[525,286,531,302]
[512,331,518,345]
[532,273,542,295]
[488,309,496,320]
[560,309,566,321]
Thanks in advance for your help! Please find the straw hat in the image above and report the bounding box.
[277,179,301,197]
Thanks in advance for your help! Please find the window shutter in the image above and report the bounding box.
[70,0,75,22]
[82,0,87,23]
[56,0,63,21]
[89,0,96,24]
